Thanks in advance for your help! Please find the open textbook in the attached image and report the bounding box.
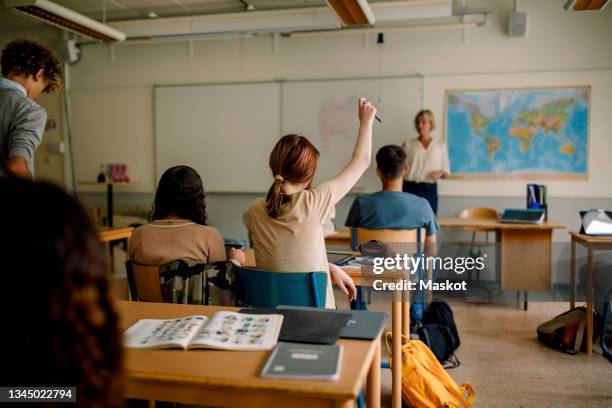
[124,311,283,351]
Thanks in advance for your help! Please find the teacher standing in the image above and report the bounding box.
[401,109,450,215]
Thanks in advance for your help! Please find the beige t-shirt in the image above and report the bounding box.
[128,219,226,266]
[402,138,451,183]
[243,182,336,308]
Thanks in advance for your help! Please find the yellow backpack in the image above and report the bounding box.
[386,333,475,408]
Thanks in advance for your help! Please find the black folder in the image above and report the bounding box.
[238,308,351,345]
[277,306,388,340]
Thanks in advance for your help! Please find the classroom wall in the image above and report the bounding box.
[7,0,608,285]
[65,0,612,250]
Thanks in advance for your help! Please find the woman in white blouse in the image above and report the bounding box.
[401,109,450,215]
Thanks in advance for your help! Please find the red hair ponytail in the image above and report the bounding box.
[266,134,319,218]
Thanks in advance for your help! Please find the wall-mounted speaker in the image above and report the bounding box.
[509,12,528,38]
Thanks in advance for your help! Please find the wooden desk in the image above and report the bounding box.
[325,228,352,248]
[439,218,565,294]
[569,232,612,354]
[99,226,134,243]
[80,181,139,227]
[98,226,133,267]
[242,248,404,408]
[119,301,382,408]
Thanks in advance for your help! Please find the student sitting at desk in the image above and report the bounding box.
[0,177,124,407]
[345,144,439,319]
[129,165,244,266]
[244,98,378,308]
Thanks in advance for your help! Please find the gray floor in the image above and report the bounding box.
[335,291,612,408]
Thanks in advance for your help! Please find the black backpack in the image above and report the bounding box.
[417,301,461,368]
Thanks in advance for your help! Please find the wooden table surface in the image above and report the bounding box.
[98,226,134,242]
[438,217,566,230]
[118,301,381,408]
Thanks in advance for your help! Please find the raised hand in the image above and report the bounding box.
[358,97,377,125]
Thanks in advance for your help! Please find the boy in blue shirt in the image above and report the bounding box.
[345,144,439,320]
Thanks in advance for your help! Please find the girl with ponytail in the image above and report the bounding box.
[244,98,377,308]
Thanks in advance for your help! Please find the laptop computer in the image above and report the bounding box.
[580,210,612,236]
[500,208,545,224]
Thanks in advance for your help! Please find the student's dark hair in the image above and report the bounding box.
[0,178,124,407]
[1,38,63,93]
[151,165,208,225]
[266,134,319,218]
[376,144,407,180]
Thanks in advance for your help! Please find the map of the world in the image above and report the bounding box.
[446,87,589,179]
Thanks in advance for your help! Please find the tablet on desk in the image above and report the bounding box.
[500,208,545,224]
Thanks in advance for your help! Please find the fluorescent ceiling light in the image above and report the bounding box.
[564,0,609,11]
[325,0,376,25]
[3,0,126,41]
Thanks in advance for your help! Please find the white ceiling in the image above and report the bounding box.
[0,0,445,33]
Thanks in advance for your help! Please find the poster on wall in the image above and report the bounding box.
[445,86,590,180]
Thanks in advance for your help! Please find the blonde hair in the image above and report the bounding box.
[414,109,436,132]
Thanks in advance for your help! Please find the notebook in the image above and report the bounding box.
[238,308,350,344]
[277,305,388,340]
[123,312,283,351]
[500,208,545,224]
[261,342,342,381]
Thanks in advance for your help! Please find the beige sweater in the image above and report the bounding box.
[128,219,226,266]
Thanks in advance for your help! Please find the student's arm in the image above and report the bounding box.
[6,156,31,179]
[423,200,439,256]
[441,143,451,178]
[8,105,46,179]
[328,98,377,204]
[329,263,357,301]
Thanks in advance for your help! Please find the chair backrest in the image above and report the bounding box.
[459,208,498,220]
[458,208,498,233]
[351,227,423,251]
[234,268,328,308]
[125,261,163,302]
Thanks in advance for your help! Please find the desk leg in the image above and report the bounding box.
[426,265,433,310]
[570,239,576,309]
[366,337,381,408]
[401,289,410,338]
[107,183,114,227]
[391,290,402,408]
[586,246,594,354]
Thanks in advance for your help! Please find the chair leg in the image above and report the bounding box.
[602,297,611,362]
[357,390,365,408]
[351,286,368,311]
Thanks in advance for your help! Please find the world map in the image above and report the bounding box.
[446,87,589,178]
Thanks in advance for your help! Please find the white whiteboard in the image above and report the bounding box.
[283,77,422,192]
[155,82,281,192]
[155,77,421,192]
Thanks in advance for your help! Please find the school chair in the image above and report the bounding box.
[579,262,612,361]
[234,268,328,308]
[350,227,425,311]
[125,262,164,302]
[351,227,424,373]
[234,267,367,408]
[458,207,498,301]
[602,289,612,362]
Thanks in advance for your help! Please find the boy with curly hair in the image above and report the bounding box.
[0,38,62,178]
